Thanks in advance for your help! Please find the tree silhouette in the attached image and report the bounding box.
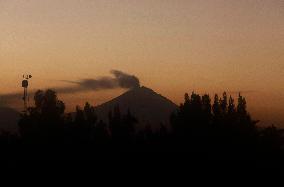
[109,105,137,146]
[0,88,280,164]
[19,89,65,144]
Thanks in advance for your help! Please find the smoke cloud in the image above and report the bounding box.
[59,70,140,93]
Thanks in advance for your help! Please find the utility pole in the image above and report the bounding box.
[22,74,32,113]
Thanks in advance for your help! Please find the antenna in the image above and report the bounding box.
[22,74,32,113]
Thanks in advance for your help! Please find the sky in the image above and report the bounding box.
[0,0,283,126]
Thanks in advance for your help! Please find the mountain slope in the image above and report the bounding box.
[94,86,178,130]
[0,107,20,132]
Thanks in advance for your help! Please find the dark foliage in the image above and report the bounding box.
[0,89,283,166]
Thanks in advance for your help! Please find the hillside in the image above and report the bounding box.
[94,86,178,130]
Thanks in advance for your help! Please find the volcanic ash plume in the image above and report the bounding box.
[58,70,140,93]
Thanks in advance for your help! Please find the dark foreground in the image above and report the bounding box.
[1,90,284,171]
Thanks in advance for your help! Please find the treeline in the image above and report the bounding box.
[0,89,283,163]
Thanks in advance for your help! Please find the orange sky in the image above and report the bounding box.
[0,0,283,126]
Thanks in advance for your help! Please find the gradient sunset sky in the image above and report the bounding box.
[0,0,283,126]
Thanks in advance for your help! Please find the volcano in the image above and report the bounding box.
[94,86,178,130]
